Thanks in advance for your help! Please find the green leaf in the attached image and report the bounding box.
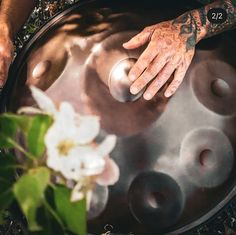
[13,167,50,231]
[0,210,9,225]
[0,153,16,184]
[0,154,16,219]
[0,134,14,148]
[53,185,86,235]
[1,113,33,134]
[0,211,4,224]
[26,205,65,235]
[0,116,17,135]
[0,113,33,148]
[0,117,17,148]
[27,115,52,158]
[0,189,14,211]
[26,187,66,235]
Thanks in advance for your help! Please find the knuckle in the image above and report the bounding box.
[167,62,175,68]
[139,60,149,70]
[140,75,150,84]
[170,79,183,92]
[153,79,162,88]
[145,67,157,79]
[140,55,150,64]
[136,81,146,90]
[136,35,143,43]
[131,67,142,77]
[161,71,169,78]
[174,79,182,86]
[144,26,151,32]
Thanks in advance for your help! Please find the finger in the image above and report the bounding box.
[128,41,159,82]
[143,62,176,100]
[164,53,193,97]
[130,53,169,95]
[164,63,186,98]
[123,28,152,49]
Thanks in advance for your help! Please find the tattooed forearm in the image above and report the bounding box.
[204,0,236,38]
[122,0,236,99]
[172,0,236,51]
[172,11,201,51]
[198,7,207,26]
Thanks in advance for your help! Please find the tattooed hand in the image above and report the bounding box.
[0,20,13,88]
[123,19,200,99]
[123,0,236,100]
[123,19,199,100]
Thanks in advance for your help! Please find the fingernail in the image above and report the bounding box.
[144,93,152,100]
[165,92,171,98]
[130,86,139,95]
[165,90,173,98]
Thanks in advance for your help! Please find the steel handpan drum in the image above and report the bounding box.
[1,0,236,234]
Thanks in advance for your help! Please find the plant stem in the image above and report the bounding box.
[7,138,36,162]
[43,199,65,231]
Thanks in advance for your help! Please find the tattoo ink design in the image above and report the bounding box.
[198,7,207,25]
[196,0,236,38]
[205,1,236,37]
[122,0,236,100]
[231,0,236,6]
[172,12,199,51]
[173,0,236,50]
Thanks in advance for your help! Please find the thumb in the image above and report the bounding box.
[123,29,152,49]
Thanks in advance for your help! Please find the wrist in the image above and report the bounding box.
[191,9,208,43]
[172,9,207,49]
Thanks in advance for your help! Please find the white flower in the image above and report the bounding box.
[30,86,57,115]
[44,101,116,181]
[18,86,57,116]
[21,86,120,206]
[46,126,116,181]
[44,103,118,207]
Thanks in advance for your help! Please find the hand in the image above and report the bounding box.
[123,18,198,100]
[0,21,14,88]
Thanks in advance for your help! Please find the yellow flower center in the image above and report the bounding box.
[57,139,76,156]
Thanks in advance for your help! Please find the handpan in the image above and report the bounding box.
[1,0,236,234]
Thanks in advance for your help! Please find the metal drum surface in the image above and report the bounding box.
[1,0,236,234]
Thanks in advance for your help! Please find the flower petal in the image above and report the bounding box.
[81,154,105,176]
[46,153,62,171]
[30,86,57,115]
[53,146,105,181]
[17,106,44,115]
[57,102,76,123]
[96,157,120,186]
[75,115,100,144]
[71,181,85,202]
[86,190,93,211]
[96,135,117,156]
